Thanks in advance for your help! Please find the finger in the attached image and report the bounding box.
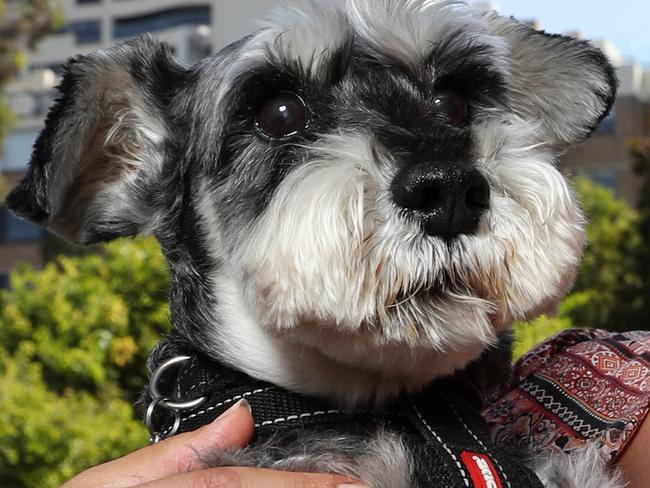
[137,466,367,488]
[62,399,255,488]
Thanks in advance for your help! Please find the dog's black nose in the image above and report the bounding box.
[391,162,490,239]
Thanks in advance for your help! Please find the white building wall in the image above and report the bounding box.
[211,1,278,51]
[26,0,277,67]
[618,63,644,97]
[641,72,650,101]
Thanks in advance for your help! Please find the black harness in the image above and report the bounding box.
[145,350,544,488]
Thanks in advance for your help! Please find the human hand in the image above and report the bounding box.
[61,399,365,488]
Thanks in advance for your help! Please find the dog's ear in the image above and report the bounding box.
[5,36,187,244]
[488,16,617,148]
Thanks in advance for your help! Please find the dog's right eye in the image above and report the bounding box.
[433,90,468,127]
[255,92,309,139]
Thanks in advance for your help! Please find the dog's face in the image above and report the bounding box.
[7,0,615,402]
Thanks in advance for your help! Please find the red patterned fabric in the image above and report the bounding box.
[482,329,650,464]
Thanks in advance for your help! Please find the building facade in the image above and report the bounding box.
[562,96,650,206]
[0,0,274,286]
[562,41,650,206]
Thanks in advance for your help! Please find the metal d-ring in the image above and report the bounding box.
[146,355,207,443]
[149,355,207,410]
[146,396,181,442]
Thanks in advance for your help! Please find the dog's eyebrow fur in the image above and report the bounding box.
[426,35,509,107]
[325,37,355,86]
[339,37,507,113]
[222,41,357,107]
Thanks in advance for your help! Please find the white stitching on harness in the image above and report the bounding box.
[156,387,273,437]
[254,409,341,428]
[444,396,511,488]
[410,400,470,488]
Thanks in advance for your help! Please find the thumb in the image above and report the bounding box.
[174,398,255,459]
[62,399,255,488]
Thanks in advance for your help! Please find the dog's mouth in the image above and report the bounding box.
[387,271,464,310]
[388,266,504,309]
[391,283,447,308]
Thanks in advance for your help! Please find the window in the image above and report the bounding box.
[113,6,210,39]
[0,130,39,172]
[0,207,43,243]
[0,274,8,289]
[67,19,101,44]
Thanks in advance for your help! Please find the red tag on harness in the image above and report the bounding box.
[460,451,504,488]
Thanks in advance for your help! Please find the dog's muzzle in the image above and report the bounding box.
[392,161,490,239]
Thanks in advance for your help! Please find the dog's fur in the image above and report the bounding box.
[7,1,620,486]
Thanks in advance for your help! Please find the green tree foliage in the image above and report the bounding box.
[0,0,62,144]
[0,238,169,487]
[0,173,7,200]
[0,357,147,487]
[514,177,646,355]
[513,314,573,360]
[0,237,170,398]
[568,178,644,330]
[631,145,650,328]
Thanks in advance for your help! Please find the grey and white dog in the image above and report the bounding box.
[7,0,622,486]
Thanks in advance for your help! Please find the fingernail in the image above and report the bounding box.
[215,398,251,421]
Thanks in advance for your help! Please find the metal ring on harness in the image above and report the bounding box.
[146,355,206,443]
[146,396,181,443]
[149,355,207,410]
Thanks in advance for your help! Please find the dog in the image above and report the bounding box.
[7,0,620,486]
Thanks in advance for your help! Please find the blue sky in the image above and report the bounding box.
[492,1,650,66]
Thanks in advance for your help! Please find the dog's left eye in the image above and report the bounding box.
[256,92,309,139]
[433,91,468,127]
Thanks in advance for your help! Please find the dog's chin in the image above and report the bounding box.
[272,284,504,386]
[268,250,576,388]
[278,321,489,389]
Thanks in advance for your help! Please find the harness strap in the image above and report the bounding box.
[145,349,544,488]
